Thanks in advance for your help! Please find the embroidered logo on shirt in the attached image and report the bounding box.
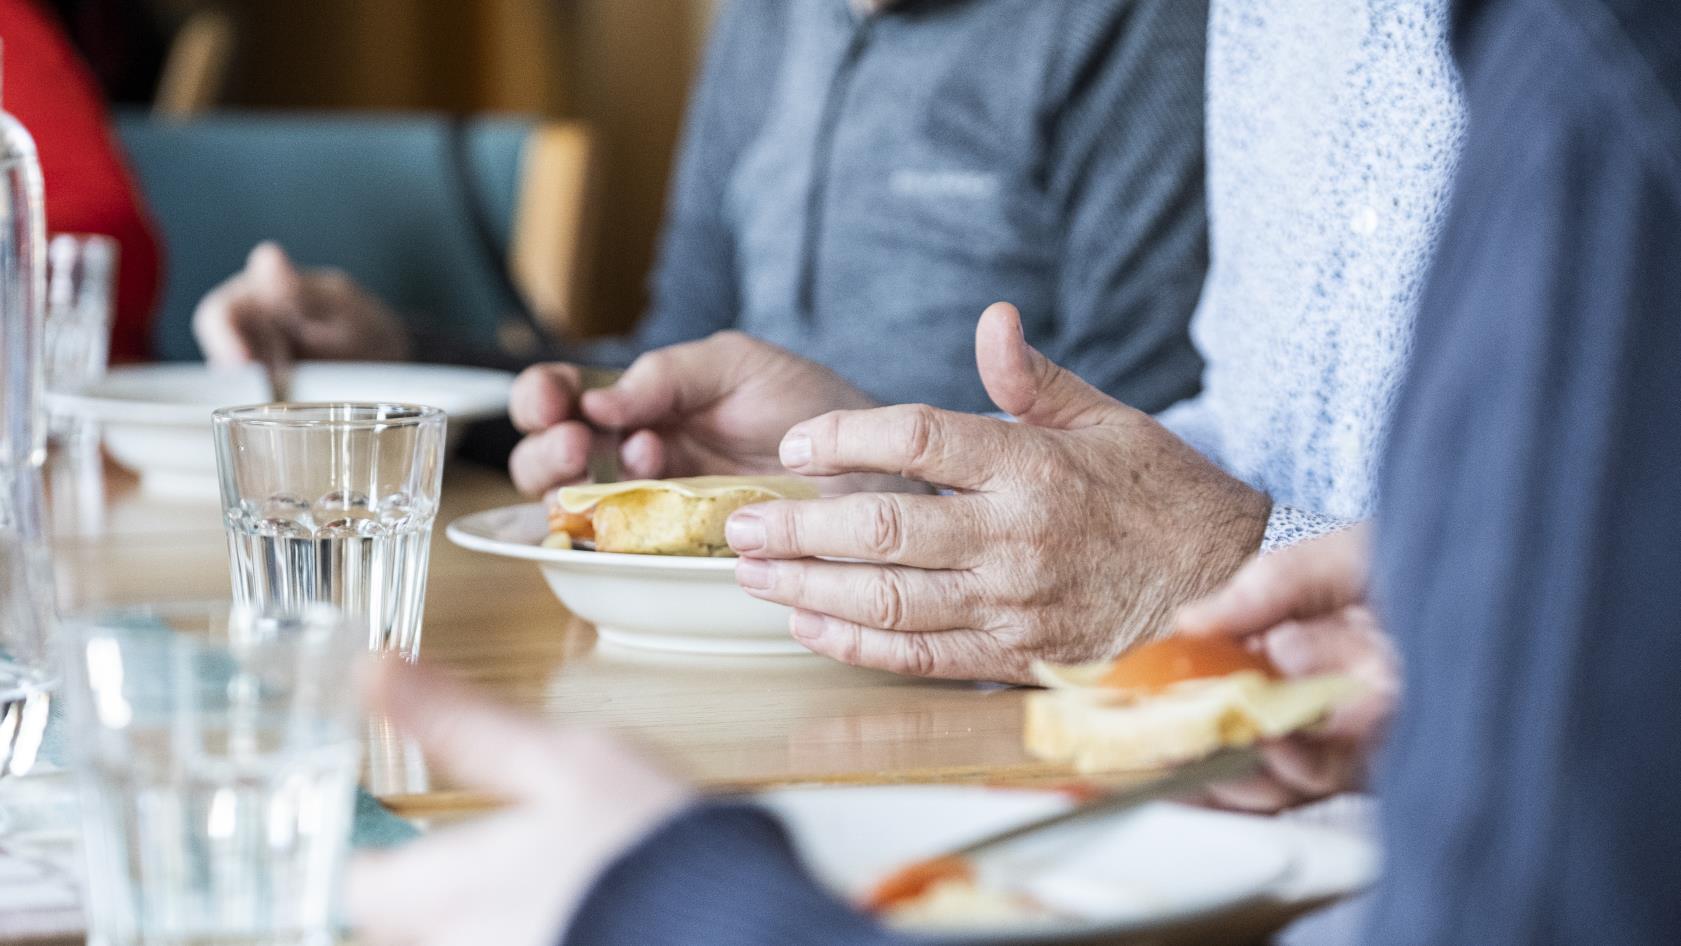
[889,169,1001,199]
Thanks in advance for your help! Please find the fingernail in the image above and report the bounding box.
[1266,625,1315,675]
[780,433,812,469]
[735,557,774,590]
[790,610,826,641]
[725,511,766,552]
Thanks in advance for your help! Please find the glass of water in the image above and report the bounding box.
[0,77,54,785]
[61,604,365,946]
[213,403,446,658]
[44,232,115,398]
[45,233,117,538]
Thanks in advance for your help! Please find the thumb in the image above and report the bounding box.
[975,302,1121,430]
[364,658,566,802]
[246,241,306,304]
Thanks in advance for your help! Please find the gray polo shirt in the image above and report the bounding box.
[625,0,1209,413]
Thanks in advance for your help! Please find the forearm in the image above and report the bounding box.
[563,803,904,946]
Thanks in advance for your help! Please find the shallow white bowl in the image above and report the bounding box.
[757,786,1380,945]
[446,502,805,655]
[48,362,513,499]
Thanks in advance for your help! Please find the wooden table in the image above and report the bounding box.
[51,461,1060,816]
[33,458,1352,946]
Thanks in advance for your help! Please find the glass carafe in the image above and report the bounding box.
[0,74,54,779]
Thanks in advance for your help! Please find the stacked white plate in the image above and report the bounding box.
[49,362,514,499]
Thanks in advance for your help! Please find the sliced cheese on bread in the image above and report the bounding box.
[553,475,818,556]
[1025,640,1361,773]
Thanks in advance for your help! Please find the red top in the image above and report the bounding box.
[1,0,161,361]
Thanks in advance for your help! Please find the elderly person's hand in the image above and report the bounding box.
[193,242,412,367]
[725,303,1271,683]
[509,331,915,496]
[1175,526,1398,811]
[348,660,691,946]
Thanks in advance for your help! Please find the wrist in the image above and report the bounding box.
[1199,483,1271,588]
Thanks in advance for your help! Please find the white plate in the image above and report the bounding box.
[757,786,1380,945]
[446,503,805,655]
[48,362,513,499]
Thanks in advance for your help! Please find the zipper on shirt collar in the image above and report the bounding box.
[798,15,875,320]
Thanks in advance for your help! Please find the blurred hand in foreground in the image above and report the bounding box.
[193,242,412,368]
[1174,526,1398,812]
[508,331,916,496]
[725,302,1271,684]
[348,660,690,946]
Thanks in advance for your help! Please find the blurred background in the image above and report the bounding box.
[62,0,721,344]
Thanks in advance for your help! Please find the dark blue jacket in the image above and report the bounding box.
[1370,0,1681,943]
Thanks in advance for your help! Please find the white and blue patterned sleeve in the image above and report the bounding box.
[1260,504,1356,554]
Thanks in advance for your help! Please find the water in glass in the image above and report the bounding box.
[225,490,434,655]
[81,731,358,946]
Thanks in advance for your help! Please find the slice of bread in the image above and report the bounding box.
[551,475,819,557]
[1025,670,1359,773]
[592,487,782,556]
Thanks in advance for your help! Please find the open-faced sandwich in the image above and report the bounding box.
[865,857,1050,929]
[1025,635,1360,772]
[544,475,819,557]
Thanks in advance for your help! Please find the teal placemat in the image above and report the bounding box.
[352,783,418,848]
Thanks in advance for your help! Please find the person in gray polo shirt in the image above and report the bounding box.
[195,0,1210,415]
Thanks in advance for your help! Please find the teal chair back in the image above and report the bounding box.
[116,110,535,362]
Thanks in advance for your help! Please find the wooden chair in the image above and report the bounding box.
[511,121,602,340]
[153,9,236,119]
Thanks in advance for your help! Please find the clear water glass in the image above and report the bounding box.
[45,233,117,538]
[44,232,115,398]
[213,403,446,658]
[61,604,364,946]
[0,81,56,781]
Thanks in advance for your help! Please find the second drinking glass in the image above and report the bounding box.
[212,403,446,658]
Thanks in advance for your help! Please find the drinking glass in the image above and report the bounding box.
[45,233,117,538]
[0,74,55,783]
[213,403,446,658]
[61,604,364,946]
[44,233,115,399]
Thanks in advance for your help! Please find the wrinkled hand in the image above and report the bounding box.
[348,660,690,946]
[1175,526,1398,811]
[508,331,913,496]
[193,242,412,368]
[724,303,1271,684]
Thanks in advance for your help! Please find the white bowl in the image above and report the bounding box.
[48,362,514,499]
[757,786,1379,944]
[446,502,805,656]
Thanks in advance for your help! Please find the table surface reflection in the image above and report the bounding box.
[53,461,1064,816]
